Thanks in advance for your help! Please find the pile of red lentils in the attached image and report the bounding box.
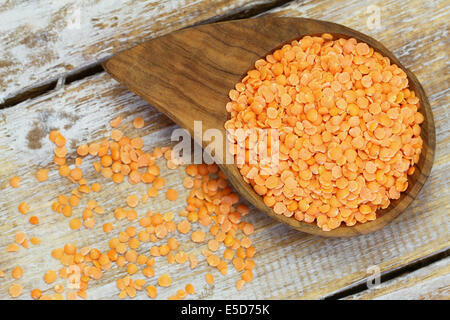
[225,34,423,231]
[5,115,255,299]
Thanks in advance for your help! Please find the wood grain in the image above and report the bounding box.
[347,256,450,300]
[0,72,448,300]
[0,0,448,299]
[0,0,284,103]
[103,16,435,237]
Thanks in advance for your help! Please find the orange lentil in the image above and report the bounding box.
[189,255,198,269]
[18,202,30,214]
[54,146,67,158]
[136,255,148,265]
[64,243,77,255]
[205,273,214,285]
[94,206,104,214]
[129,238,140,249]
[30,237,41,245]
[62,205,72,217]
[112,173,124,183]
[49,130,59,142]
[9,284,22,298]
[101,155,113,167]
[21,239,29,249]
[126,263,138,275]
[12,266,23,279]
[91,182,101,192]
[88,143,100,156]
[59,165,70,177]
[142,172,155,184]
[153,177,165,190]
[77,144,89,156]
[191,230,205,243]
[51,248,64,259]
[142,266,155,278]
[70,168,83,181]
[103,223,114,233]
[183,176,194,189]
[93,162,101,172]
[236,279,245,291]
[36,168,49,182]
[110,116,122,128]
[148,165,160,176]
[208,239,219,252]
[133,117,145,128]
[223,248,234,260]
[167,237,178,250]
[185,283,195,294]
[131,137,144,149]
[243,223,254,235]
[177,220,191,234]
[54,284,64,294]
[54,134,66,147]
[165,188,178,201]
[9,118,260,298]
[29,216,39,225]
[78,185,90,194]
[31,289,42,300]
[8,243,20,252]
[69,218,82,230]
[225,35,423,231]
[242,270,253,282]
[68,195,80,207]
[146,285,157,298]
[9,176,21,188]
[185,164,198,176]
[44,270,57,284]
[147,187,158,197]
[207,254,220,267]
[83,218,96,229]
[126,194,139,208]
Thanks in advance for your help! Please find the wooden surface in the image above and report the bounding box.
[0,0,449,299]
[0,0,282,103]
[103,16,436,237]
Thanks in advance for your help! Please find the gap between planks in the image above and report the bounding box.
[0,0,294,110]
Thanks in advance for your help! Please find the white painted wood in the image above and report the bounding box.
[0,0,279,102]
[0,0,448,300]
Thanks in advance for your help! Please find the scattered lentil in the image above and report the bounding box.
[9,284,22,298]
[12,266,23,279]
[4,116,258,300]
[36,169,49,182]
[10,176,21,188]
[158,274,172,287]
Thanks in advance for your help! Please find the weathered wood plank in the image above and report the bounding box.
[0,70,448,299]
[0,0,449,299]
[347,256,450,300]
[0,0,285,102]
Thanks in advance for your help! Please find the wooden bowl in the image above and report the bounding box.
[103,17,436,237]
